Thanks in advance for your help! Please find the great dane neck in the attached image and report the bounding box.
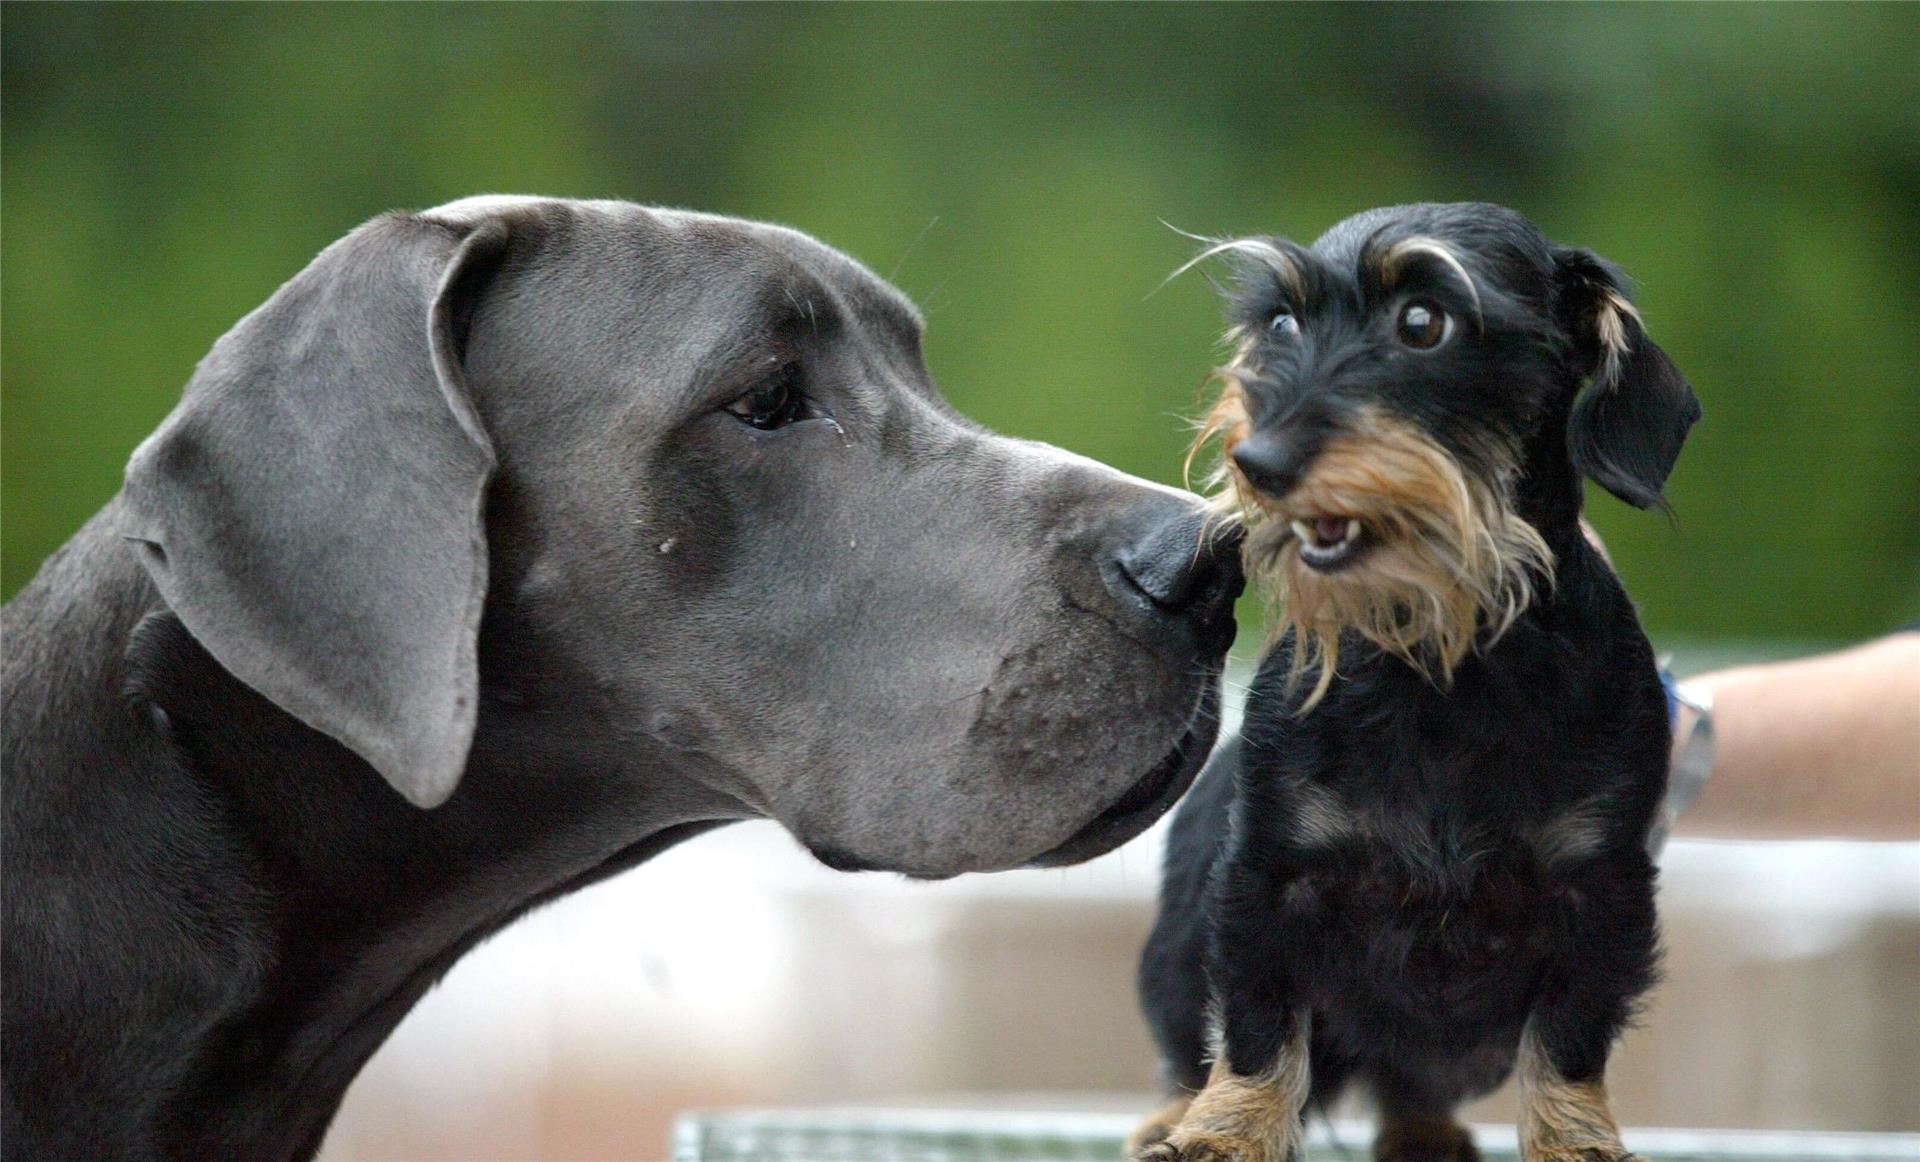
[5,507,731,1157]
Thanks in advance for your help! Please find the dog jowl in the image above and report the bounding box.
[1135,203,1698,1162]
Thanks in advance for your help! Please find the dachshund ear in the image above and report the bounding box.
[122,211,515,808]
[1555,248,1701,510]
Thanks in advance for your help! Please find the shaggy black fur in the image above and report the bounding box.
[1139,202,1699,1157]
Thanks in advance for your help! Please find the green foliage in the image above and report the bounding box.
[5,3,1916,637]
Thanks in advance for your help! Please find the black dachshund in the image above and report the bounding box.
[1133,203,1699,1162]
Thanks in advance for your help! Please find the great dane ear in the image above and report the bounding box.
[1555,247,1701,510]
[122,212,515,808]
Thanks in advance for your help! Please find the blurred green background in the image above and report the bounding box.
[5,3,1917,642]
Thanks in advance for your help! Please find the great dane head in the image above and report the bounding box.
[120,196,1241,879]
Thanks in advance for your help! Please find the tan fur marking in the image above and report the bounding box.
[1592,289,1641,387]
[1134,1018,1310,1162]
[1191,386,1552,710]
[1378,235,1483,326]
[1517,1029,1638,1162]
[1185,346,1254,497]
[1290,778,1355,847]
[1533,796,1611,867]
[1170,238,1308,301]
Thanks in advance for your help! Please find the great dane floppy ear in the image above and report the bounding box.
[1555,247,1702,510]
[122,211,515,808]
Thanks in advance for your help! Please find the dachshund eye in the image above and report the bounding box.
[725,365,809,430]
[1395,301,1450,350]
[1269,310,1300,339]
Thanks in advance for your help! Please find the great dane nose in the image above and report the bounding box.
[1109,502,1244,649]
[1231,429,1316,498]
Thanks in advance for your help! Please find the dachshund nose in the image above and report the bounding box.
[1109,502,1244,652]
[1231,430,1316,498]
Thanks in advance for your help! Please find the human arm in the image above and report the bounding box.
[1673,633,1920,841]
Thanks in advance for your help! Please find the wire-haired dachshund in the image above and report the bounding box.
[1134,202,1700,1162]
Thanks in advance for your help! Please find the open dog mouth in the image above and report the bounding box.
[1288,513,1368,571]
[1023,674,1222,869]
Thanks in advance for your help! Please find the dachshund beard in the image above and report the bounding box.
[1196,381,1553,710]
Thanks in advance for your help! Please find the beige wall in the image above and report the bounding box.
[321,825,1920,1161]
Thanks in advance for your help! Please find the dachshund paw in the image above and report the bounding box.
[1377,1139,1480,1162]
[1378,1145,1479,1162]
[1132,1131,1288,1162]
[1126,1096,1193,1155]
[1374,1115,1479,1162]
[1128,1121,1175,1153]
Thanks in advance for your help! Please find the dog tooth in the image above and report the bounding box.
[1289,519,1314,545]
[1342,519,1360,545]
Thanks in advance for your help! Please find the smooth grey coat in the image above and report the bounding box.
[1,197,1240,1159]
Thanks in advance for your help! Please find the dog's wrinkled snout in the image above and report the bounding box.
[1109,501,1245,649]
[1230,428,1321,499]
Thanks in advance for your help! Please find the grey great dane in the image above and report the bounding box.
[1,196,1241,1159]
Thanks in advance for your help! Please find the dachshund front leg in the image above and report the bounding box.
[1134,1010,1310,1162]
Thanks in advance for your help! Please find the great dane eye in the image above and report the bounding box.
[1395,300,1450,350]
[724,365,808,430]
[1269,309,1300,338]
